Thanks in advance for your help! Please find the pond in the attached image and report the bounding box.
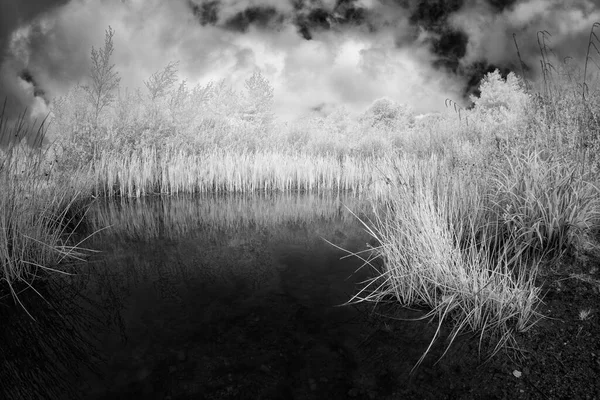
[1,192,479,400]
[80,192,376,399]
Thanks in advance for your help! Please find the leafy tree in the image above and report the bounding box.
[469,70,532,153]
[361,97,414,131]
[169,80,214,126]
[145,61,179,101]
[83,26,121,126]
[50,84,100,170]
[322,106,356,135]
[142,61,180,133]
[470,70,529,118]
[242,70,274,126]
[209,79,240,119]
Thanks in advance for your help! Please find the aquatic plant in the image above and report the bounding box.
[0,101,94,317]
[89,147,396,197]
[490,151,600,260]
[341,156,543,371]
[338,61,600,369]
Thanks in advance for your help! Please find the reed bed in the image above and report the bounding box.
[91,147,395,197]
[0,106,93,313]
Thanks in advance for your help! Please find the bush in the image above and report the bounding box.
[355,136,390,158]
[468,70,532,155]
[361,97,414,131]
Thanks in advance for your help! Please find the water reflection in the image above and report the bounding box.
[3,192,518,399]
[76,192,377,399]
[0,273,105,400]
[87,192,369,241]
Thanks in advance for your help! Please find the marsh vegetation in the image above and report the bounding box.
[2,25,600,386]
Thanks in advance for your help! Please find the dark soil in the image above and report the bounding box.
[509,251,600,400]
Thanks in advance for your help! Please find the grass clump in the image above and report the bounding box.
[344,72,600,366]
[89,147,396,197]
[0,103,93,316]
[491,152,600,261]
[346,156,543,370]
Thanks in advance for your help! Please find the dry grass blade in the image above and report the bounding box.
[339,155,548,371]
[0,102,97,317]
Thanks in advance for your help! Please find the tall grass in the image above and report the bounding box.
[344,148,599,370]
[0,104,93,315]
[89,147,396,197]
[491,152,600,261]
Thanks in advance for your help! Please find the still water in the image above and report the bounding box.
[5,192,427,399]
[78,192,377,399]
[0,193,517,399]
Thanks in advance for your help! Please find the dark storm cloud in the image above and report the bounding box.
[406,0,467,72]
[409,0,464,26]
[486,0,519,12]
[334,0,370,25]
[0,0,70,64]
[188,0,220,26]
[0,0,71,118]
[183,0,518,98]
[186,0,600,102]
[188,0,378,36]
[19,69,45,98]
[451,0,600,90]
[224,6,285,32]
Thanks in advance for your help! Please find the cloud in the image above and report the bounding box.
[1,0,599,125]
[450,0,600,77]
[0,0,71,118]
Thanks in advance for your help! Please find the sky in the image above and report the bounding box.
[1,0,600,122]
